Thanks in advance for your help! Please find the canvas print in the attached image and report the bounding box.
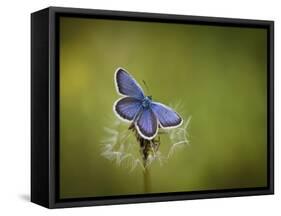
[59,16,267,199]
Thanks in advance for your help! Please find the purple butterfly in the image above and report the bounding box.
[113,68,183,140]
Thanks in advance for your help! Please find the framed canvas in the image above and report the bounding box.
[31,7,274,208]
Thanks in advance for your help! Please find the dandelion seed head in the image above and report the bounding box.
[100,102,191,171]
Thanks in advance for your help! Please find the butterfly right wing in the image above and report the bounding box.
[115,68,145,99]
[114,97,142,122]
[151,102,183,128]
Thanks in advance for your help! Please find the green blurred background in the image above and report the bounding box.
[59,17,267,199]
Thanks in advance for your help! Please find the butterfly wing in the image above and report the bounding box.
[114,97,142,121]
[115,68,145,99]
[151,102,183,128]
[135,108,158,140]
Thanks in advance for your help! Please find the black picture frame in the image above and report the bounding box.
[31,6,274,208]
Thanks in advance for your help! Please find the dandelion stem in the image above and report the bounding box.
[141,139,152,193]
[143,165,151,193]
[129,124,155,193]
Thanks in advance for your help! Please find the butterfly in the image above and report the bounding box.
[113,68,183,140]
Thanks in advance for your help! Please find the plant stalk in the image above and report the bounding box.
[143,164,151,193]
[129,124,160,193]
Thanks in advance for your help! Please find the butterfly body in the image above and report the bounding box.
[114,68,182,140]
[141,96,152,109]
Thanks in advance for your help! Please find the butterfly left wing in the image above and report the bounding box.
[114,97,142,121]
[135,108,158,140]
[151,102,183,128]
[115,68,145,100]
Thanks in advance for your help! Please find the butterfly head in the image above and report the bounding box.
[142,96,152,109]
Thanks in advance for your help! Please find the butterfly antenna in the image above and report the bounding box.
[142,80,150,95]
